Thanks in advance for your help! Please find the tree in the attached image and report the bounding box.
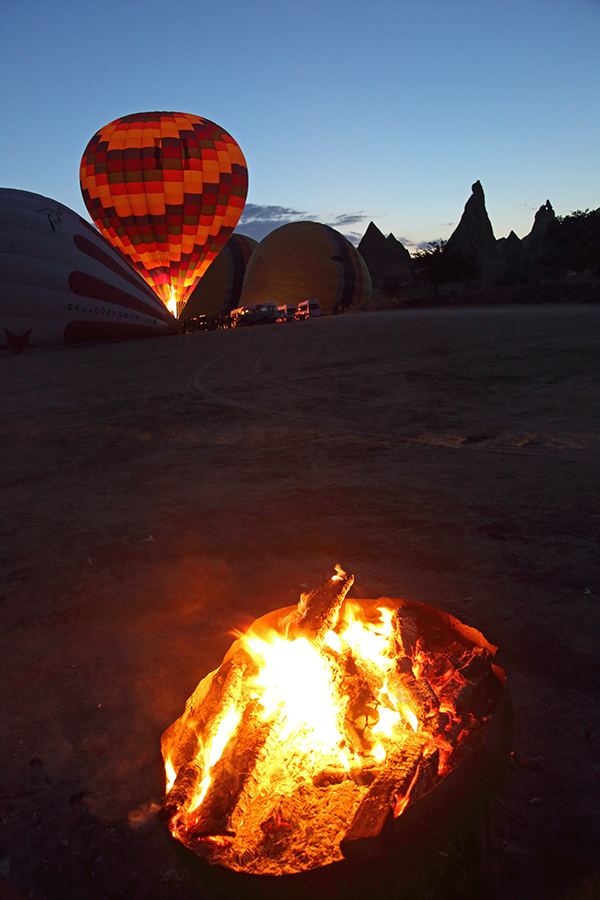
[412,240,477,295]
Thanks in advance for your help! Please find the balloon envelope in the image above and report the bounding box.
[239,222,371,314]
[181,233,257,319]
[80,111,248,316]
[0,188,177,350]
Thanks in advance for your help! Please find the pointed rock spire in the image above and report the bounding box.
[358,222,411,290]
[445,181,499,281]
[521,200,556,256]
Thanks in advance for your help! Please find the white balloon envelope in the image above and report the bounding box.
[0,188,177,351]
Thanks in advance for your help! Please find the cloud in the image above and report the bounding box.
[321,212,370,247]
[235,204,313,241]
[391,235,423,252]
[235,204,370,243]
[336,231,363,247]
[323,212,369,229]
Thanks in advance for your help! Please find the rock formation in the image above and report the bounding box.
[444,181,500,282]
[520,200,557,270]
[357,182,600,303]
[496,230,524,282]
[358,222,412,293]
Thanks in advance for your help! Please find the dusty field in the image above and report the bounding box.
[1,306,599,900]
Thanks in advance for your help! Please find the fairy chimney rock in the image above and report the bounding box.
[358,222,411,288]
[521,200,557,259]
[445,181,500,281]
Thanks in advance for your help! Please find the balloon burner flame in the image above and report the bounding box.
[166,285,178,318]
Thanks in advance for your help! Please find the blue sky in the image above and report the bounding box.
[1,0,599,249]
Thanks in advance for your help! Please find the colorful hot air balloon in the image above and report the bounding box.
[180,233,257,320]
[239,222,372,314]
[0,188,177,350]
[80,112,248,317]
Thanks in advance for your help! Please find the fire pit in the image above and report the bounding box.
[160,568,512,891]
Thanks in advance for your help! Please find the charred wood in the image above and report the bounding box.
[287,570,354,642]
[325,647,381,755]
[388,667,440,722]
[193,647,259,735]
[313,766,348,787]
[392,608,419,660]
[163,646,258,773]
[158,758,204,822]
[341,737,424,844]
[187,700,273,837]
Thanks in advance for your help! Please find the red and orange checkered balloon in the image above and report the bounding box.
[80,112,248,316]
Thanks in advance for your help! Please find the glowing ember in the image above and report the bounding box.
[160,568,505,875]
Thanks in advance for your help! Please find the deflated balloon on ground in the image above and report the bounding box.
[0,188,177,350]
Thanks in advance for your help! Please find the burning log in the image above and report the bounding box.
[185,699,273,838]
[286,566,354,642]
[342,737,424,843]
[159,758,204,823]
[329,647,383,755]
[392,607,419,661]
[161,571,509,877]
[163,645,259,773]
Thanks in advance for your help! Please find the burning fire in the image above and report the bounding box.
[166,285,178,318]
[160,568,504,875]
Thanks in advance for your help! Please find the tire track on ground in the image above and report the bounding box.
[185,329,575,455]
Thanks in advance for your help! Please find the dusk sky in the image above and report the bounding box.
[1,0,599,249]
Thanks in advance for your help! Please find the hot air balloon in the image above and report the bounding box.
[80,111,248,318]
[180,232,257,320]
[239,222,372,315]
[0,188,177,351]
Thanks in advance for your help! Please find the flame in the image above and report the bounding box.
[238,603,418,760]
[341,605,394,672]
[166,285,178,318]
[187,705,242,814]
[165,757,177,793]
[166,598,422,838]
[245,633,342,749]
[372,743,386,762]
[323,629,341,652]
[402,707,419,732]
[160,577,504,876]
[372,705,401,737]
[332,564,347,581]
[207,706,242,767]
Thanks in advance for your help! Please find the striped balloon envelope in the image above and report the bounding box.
[80,112,248,317]
[181,233,258,319]
[0,188,177,350]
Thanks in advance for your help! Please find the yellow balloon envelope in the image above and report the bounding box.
[239,222,371,314]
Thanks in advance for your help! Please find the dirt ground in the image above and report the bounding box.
[1,306,599,900]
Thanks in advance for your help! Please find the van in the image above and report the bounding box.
[230,305,259,327]
[295,299,321,320]
[256,302,279,324]
[277,304,296,322]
